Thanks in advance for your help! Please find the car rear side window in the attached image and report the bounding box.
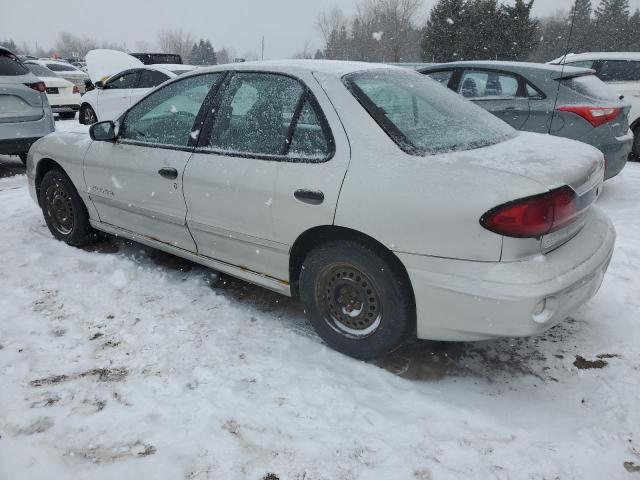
[0,51,29,76]
[288,98,331,160]
[206,73,305,157]
[137,70,170,88]
[120,73,222,147]
[345,69,515,155]
[458,70,519,98]
[561,74,619,101]
[594,60,640,82]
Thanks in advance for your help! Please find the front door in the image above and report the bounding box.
[84,72,223,252]
[97,70,139,121]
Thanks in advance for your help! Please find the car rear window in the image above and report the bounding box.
[344,69,516,155]
[560,74,619,101]
[46,63,78,72]
[25,63,56,77]
[0,51,29,76]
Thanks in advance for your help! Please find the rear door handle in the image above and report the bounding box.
[158,167,178,180]
[294,189,324,205]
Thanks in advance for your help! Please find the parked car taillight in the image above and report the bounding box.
[480,186,588,238]
[25,81,46,93]
[556,105,621,128]
[72,85,79,94]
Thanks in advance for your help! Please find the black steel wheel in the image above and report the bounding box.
[80,104,97,125]
[39,168,95,246]
[299,240,415,359]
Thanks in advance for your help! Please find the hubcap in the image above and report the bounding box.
[318,265,382,338]
[45,183,74,235]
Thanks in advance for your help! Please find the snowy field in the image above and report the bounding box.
[1,120,640,479]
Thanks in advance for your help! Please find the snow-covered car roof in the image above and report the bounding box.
[419,60,593,79]
[549,52,640,64]
[181,59,401,78]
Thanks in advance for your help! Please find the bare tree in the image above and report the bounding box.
[134,40,154,52]
[317,7,349,44]
[367,0,423,62]
[293,40,315,59]
[216,47,235,64]
[54,32,98,58]
[157,28,195,61]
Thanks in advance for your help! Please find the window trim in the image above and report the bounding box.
[116,71,227,151]
[195,70,335,164]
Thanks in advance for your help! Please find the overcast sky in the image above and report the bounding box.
[2,0,639,59]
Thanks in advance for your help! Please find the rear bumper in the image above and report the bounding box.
[398,206,615,341]
[579,129,633,180]
[50,93,81,113]
[0,109,55,154]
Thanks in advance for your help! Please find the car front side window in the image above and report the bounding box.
[206,72,305,157]
[106,72,139,89]
[119,73,222,147]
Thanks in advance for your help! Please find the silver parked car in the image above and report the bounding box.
[419,61,633,179]
[26,61,615,359]
[0,47,55,164]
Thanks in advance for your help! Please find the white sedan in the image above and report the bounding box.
[24,62,81,119]
[25,61,615,359]
[26,59,89,94]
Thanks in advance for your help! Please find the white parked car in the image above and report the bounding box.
[25,61,615,359]
[549,52,640,157]
[24,62,81,119]
[79,49,197,124]
[26,59,89,94]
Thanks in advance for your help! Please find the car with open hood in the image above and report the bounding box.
[25,60,615,359]
[79,49,198,124]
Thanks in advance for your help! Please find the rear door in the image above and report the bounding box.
[129,69,171,105]
[84,72,223,251]
[0,51,44,124]
[96,69,140,120]
[458,69,530,129]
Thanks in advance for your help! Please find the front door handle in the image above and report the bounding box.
[158,167,178,180]
[294,189,324,205]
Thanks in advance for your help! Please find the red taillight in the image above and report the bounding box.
[25,82,46,93]
[557,105,621,127]
[480,186,583,238]
[72,85,79,94]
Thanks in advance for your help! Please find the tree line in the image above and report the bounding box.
[316,0,640,64]
[0,29,238,65]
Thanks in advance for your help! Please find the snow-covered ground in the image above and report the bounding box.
[1,122,640,479]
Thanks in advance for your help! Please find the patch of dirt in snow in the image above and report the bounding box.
[573,355,609,369]
[66,441,156,464]
[30,367,128,387]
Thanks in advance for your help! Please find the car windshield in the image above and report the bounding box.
[344,69,516,155]
[25,63,56,77]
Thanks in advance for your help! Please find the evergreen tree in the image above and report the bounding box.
[594,0,630,50]
[421,0,465,62]
[569,0,594,53]
[189,39,217,65]
[502,0,539,60]
[628,9,640,50]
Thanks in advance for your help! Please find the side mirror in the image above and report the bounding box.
[89,121,116,141]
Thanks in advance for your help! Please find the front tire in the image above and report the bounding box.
[79,104,97,125]
[39,168,95,246]
[299,240,415,360]
[632,126,639,161]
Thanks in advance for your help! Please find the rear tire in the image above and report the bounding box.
[39,168,95,246]
[631,126,640,161]
[299,240,415,360]
[79,104,97,125]
[58,111,76,120]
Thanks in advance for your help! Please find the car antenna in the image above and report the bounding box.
[549,5,577,134]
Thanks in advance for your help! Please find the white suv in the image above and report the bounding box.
[549,52,640,157]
